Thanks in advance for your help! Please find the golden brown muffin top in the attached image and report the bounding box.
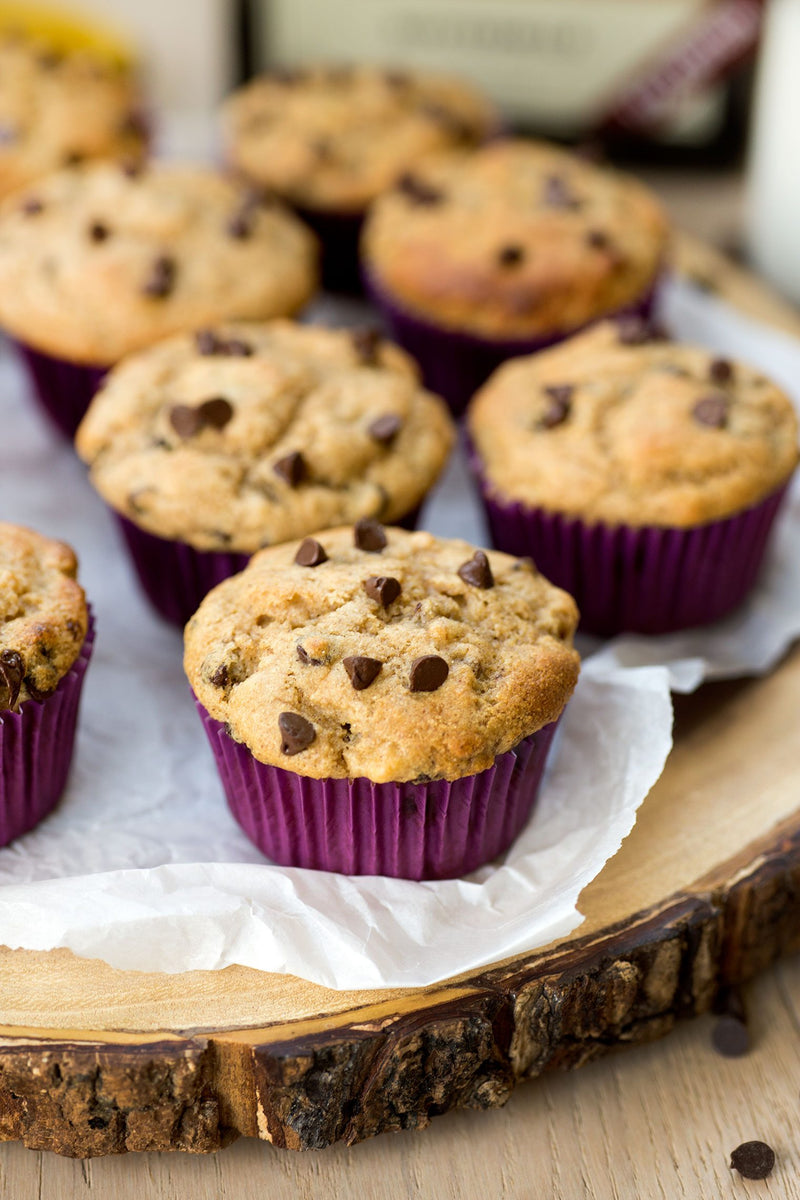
[186,525,579,783]
[468,321,799,527]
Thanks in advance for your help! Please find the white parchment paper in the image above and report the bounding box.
[0,276,797,989]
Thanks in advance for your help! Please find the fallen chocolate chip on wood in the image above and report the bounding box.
[142,255,176,298]
[693,393,729,428]
[712,1014,749,1058]
[278,711,316,755]
[458,550,494,589]
[273,451,306,487]
[294,537,327,567]
[199,397,234,429]
[343,655,382,691]
[354,518,387,553]
[409,655,449,693]
[169,404,205,438]
[364,575,401,607]
[541,384,573,428]
[368,414,402,445]
[729,1142,775,1180]
[709,357,733,384]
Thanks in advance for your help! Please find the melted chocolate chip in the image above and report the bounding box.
[693,393,729,428]
[343,655,382,691]
[541,384,573,428]
[21,196,43,216]
[198,397,234,429]
[458,550,494,589]
[297,644,323,665]
[209,664,230,688]
[729,1142,775,1180]
[169,404,204,438]
[396,172,444,206]
[294,537,328,567]
[278,711,316,755]
[0,649,24,711]
[273,451,306,487]
[354,518,387,553]
[498,244,525,268]
[542,174,581,210]
[409,655,449,693]
[709,357,733,384]
[368,414,402,445]
[88,220,110,243]
[351,327,382,366]
[364,575,401,607]
[142,255,176,298]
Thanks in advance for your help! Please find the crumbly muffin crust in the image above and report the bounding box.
[0,32,145,200]
[0,523,88,711]
[468,321,799,527]
[362,138,669,340]
[0,161,318,363]
[222,63,498,214]
[76,321,455,552]
[185,525,579,783]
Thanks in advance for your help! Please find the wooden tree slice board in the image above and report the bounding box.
[1,237,800,1159]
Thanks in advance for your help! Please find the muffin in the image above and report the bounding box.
[222,63,498,291]
[0,160,318,437]
[0,523,92,846]
[186,524,580,879]
[362,137,669,412]
[468,321,799,636]
[0,28,145,201]
[76,320,455,625]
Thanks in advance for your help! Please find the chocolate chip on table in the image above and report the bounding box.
[142,255,176,298]
[343,655,382,691]
[364,575,401,607]
[169,404,204,438]
[21,196,43,216]
[278,711,316,755]
[709,357,734,384]
[273,451,306,487]
[0,649,24,711]
[458,550,494,589]
[409,655,449,693]
[542,174,581,210]
[209,664,230,688]
[294,537,328,567]
[88,220,110,242]
[198,397,234,429]
[712,1014,750,1058]
[498,244,525,268]
[351,327,382,366]
[540,384,573,428]
[368,414,402,445]
[693,393,729,428]
[396,172,444,207]
[354,518,387,553]
[729,1142,775,1180]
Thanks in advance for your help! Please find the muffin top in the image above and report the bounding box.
[185,525,579,783]
[222,63,498,214]
[0,161,318,364]
[76,321,455,553]
[0,523,89,711]
[0,32,145,200]
[362,138,669,340]
[468,321,800,527]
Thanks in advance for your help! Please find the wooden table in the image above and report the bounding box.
[3,168,800,1198]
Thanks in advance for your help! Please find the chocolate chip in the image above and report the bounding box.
[396,172,444,206]
[169,404,204,438]
[409,655,449,693]
[21,196,43,216]
[278,711,316,755]
[616,316,652,346]
[351,327,382,366]
[119,110,149,141]
[195,329,220,355]
[121,156,145,179]
[209,664,230,688]
[198,397,234,429]
[24,678,52,702]
[0,649,24,710]
[498,244,525,268]
[586,229,610,250]
[63,151,86,168]
[729,1142,775,1180]
[354,518,387,553]
[226,209,254,239]
[88,220,110,243]
[385,70,410,89]
[693,393,729,428]
[368,414,402,445]
[543,174,581,210]
[540,384,573,428]
[418,101,471,141]
[458,550,494,589]
[709,357,734,384]
[297,644,323,665]
[712,1014,749,1058]
[294,537,328,567]
[273,451,306,487]
[343,655,382,691]
[226,337,253,357]
[364,575,401,607]
[142,255,176,298]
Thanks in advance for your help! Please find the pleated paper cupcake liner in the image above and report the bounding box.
[116,505,424,628]
[0,612,95,847]
[472,460,792,636]
[13,339,107,440]
[196,701,560,880]
[364,268,662,416]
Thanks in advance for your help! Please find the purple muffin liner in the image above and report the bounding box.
[472,458,792,636]
[364,268,661,416]
[196,700,560,879]
[115,504,423,628]
[13,339,107,441]
[0,613,95,847]
[295,205,365,294]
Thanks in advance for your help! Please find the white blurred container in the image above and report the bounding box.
[747,0,800,304]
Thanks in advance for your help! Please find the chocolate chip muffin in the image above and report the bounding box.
[0,523,93,846]
[362,137,669,411]
[222,63,498,290]
[0,30,145,201]
[468,320,799,635]
[0,160,319,437]
[186,524,579,878]
[76,320,455,626]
